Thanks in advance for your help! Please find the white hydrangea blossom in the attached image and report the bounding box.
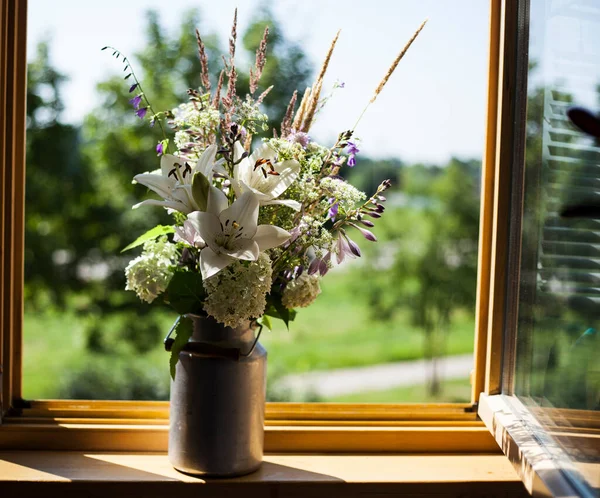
[319,177,366,211]
[282,274,322,309]
[203,253,273,328]
[125,236,178,303]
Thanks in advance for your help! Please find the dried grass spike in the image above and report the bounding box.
[195,29,211,91]
[280,90,298,137]
[292,86,312,130]
[224,65,238,110]
[371,19,427,103]
[212,70,225,109]
[250,27,269,94]
[316,29,340,84]
[300,78,323,132]
[299,30,340,132]
[244,132,253,152]
[257,84,274,105]
[229,8,238,62]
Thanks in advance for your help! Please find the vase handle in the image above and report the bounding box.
[164,317,263,361]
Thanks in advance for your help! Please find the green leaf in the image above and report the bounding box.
[121,225,175,253]
[191,172,210,212]
[257,315,272,331]
[164,271,206,315]
[169,316,194,380]
[264,294,296,330]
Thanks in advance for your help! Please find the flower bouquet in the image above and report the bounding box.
[108,11,425,476]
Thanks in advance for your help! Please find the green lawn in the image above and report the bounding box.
[23,267,475,401]
[325,378,471,403]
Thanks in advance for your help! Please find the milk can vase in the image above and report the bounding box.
[167,315,267,477]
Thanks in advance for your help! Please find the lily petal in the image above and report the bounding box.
[188,211,222,252]
[219,191,259,237]
[233,142,251,187]
[132,198,190,212]
[193,144,218,178]
[254,225,291,251]
[233,141,247,163]
[261,198,302,211]
[220,238,259,261]
[160,154,185,180]
[233,180,272,202]
[249,143,278,164]
[266,159,301,198]
[207,186,228,215]
[133,172,176,200]
[200,247,234,280]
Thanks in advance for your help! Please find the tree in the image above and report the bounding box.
[25,9,314,398]
[367,158,480,395]
[25,41,97,308]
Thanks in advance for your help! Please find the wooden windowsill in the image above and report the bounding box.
[0,451,528,497]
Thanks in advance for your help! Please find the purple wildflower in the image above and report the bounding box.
[136,107,148,119]
[350,223,377,242]
[128,83,138,93]
[338,81,345,88]
[328,199,339,220]
[336,233,361,264]
[156,142,164,156]
[332,155,345,167]
[129,94,142,109]
[346,141,360,167]
[346,237,361,257]
[308,257,321,275]
[287,128,311,148]
[319,252,331,276]
[336,235,350,264]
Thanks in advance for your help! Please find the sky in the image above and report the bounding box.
[26,0,490,164]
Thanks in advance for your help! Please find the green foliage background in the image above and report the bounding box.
[24,9,479,402]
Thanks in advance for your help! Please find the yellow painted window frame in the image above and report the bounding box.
[0,0,512,453]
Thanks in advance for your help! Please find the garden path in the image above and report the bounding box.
[274,353,473,398]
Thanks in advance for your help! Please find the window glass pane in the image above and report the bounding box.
[24,0,487,402]
[515,0,600,494]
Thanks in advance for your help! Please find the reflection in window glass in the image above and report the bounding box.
[24,1,488,402]
[515,0,599,494]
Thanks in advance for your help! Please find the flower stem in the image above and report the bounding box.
[103,46,171,153]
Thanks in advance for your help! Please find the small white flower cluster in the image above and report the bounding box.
[297,215,334,258]
[237,96,269,133]
[294,176,321,204]
[320,177,366,211]
[172,102,220,131]
[174,130,190,151]
[203,253,273,328]
[125,237,178,303]
[282,274,322,309]
[303,143,330,173]
[267,138,306,162]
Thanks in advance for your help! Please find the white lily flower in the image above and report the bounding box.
[132,144,224,214]
[188,189,291,280]
[232,142,302,211]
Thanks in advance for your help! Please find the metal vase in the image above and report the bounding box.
[168,315,267,477]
